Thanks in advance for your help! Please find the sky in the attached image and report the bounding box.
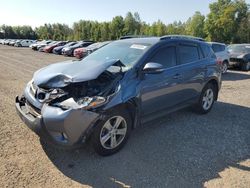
[0,0,249,28]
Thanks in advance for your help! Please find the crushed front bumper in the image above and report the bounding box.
[15,96,42,134]
[15,96,100,146]
[229,58,246,67]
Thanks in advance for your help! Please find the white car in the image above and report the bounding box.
[208,42,230,74]
[29,40,46,48]
[15,40,35,47]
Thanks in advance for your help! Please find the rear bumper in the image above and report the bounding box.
[15,95,100,146]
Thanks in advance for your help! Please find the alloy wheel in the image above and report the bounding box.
[202,88,214,110]
[100,116,127,149]
[222,63,228,73]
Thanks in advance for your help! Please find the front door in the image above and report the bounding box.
[140,45,182,116]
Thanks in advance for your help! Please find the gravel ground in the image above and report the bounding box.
[0,45,249,188]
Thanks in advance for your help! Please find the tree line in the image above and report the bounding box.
[0,0,249,44]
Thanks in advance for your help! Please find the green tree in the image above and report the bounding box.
[110,16,124,39]
[123,12,136,35]
[236,11,250,42]
[205,0,248,43]
[186,11,206,38]
[100,22,111,41]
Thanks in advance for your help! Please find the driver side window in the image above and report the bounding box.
[149,46,177,68]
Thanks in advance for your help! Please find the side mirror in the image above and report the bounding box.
[142,62,164,74]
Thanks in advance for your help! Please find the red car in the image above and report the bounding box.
[44,41,67,53]
[73,41,110,59]
[74,47,88,59]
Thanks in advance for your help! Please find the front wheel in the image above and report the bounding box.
[91,108,132,156]
[195,83,216,114]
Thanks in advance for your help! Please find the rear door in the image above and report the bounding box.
[175,42,206,102]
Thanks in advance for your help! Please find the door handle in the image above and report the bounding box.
[173,73,182,79]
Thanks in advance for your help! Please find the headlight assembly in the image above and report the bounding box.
[58,96,106,110]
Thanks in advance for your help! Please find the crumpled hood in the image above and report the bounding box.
[33,59,120,89]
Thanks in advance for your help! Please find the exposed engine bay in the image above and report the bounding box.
[34,69,123,110]
[63,70,122,100]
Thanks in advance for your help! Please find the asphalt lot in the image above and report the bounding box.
[0,45,249,188]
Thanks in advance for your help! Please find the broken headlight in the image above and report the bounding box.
[36,88,66,103]
[57,96,106,110]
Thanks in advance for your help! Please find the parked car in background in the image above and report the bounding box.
[9,39,17,46]
[0,39,5,44]
[29,40,46,48]
[208,42,229,74]
[74,41,111,59]
[3,39,11,45]
[38,41,58,52]
[15,40,35,47]
[32,40,52,51]
[52,41,77,55]
[228,44,250,71]
[16,35,221,156]
[61,41,94,56]
[43,41,67,53]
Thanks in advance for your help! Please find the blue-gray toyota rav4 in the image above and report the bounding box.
[16,35,221,156]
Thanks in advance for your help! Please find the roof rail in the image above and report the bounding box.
[119,35,156,40]
[160,35,205,42]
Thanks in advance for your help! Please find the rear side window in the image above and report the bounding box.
[220,45,225,51]
[201,44,215,58]
[179,44,199,64]
[212,44,225,53]
[150,46,177,68]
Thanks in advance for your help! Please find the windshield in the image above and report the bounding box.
[65,42,76,46]
[228,45,250,53]
[81,41,151,69]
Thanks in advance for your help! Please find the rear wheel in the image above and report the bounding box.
[241,62,250,71]
[91,108,132,156]
[195,83,217,114]
[221,61,228,74]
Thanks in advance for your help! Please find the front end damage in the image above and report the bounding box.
[229,53,250,67]
[15,96,100,145]
[16,60,124,146]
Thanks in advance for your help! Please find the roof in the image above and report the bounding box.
[119,35,206,45]
[118,37,160,45]
[207,42,226,46]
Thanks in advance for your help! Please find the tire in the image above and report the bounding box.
[195,83,217,114]
[91,108,132,156]
[241,62,250,71]
[221,61,228,74]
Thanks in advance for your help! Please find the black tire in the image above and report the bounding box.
[241,62,250,71]
[91,107,132,156]
[194,83,217,114]
[222,61,228,74]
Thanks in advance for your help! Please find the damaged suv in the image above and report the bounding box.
[16,35,221,156]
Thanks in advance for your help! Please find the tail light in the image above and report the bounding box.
[216,58,223,66]
[216,58,223,72]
